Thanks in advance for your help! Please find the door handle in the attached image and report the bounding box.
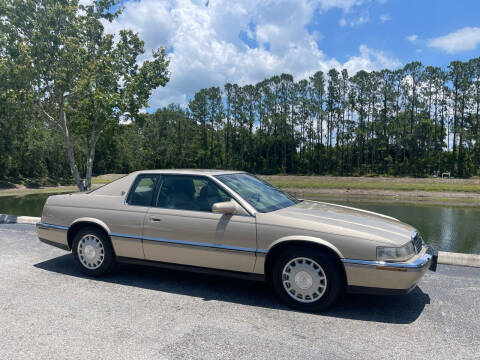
[150,216,162,222]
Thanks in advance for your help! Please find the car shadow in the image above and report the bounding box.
[34,254,430,324]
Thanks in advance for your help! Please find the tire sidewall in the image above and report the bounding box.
[72,227,115,276]
[271,248,343,312]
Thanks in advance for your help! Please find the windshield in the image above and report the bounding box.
[215,173,299,213]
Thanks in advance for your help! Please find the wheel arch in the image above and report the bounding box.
[67,218,111,249]
[264,236,346,286]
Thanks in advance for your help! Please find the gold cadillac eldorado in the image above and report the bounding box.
[37,170,438,311]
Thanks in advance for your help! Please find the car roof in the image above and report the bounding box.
[130,169,246,176]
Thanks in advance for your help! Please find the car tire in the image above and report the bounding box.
[271,247,343,312]
[72,226,115,276]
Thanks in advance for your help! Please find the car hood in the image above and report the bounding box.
[264,200,415,246]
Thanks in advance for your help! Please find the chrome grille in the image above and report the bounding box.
[412,231,423,253]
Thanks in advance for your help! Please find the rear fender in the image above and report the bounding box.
[70,218,111,235]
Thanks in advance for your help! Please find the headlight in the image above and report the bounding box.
[376,242,415,262]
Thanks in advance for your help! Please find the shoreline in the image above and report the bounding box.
[289,189,480,207]
[1,174,480,206]
[0,185,102,198]
[265,175,480,207]
[0,173,123,197]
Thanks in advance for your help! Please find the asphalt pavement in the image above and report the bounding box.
[0,224,479,359]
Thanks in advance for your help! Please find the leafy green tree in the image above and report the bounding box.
[448,61,473,177]
[0,0,169,190]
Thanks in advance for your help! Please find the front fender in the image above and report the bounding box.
[252,235,344,275]
[267,235,344,258]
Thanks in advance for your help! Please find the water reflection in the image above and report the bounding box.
[336,202,480,255]
[0,193,55,217]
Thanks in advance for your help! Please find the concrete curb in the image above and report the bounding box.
[1,213,479,268]
[438,251,480,268]
[0,214,40,225]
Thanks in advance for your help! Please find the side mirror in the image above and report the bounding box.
[212,200,238,215]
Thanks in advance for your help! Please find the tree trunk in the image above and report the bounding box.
[85,129,98,191]
[60,105,84,191]
[451,89,458,175]
[85,148,95,191]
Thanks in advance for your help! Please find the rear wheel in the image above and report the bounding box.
[271,248,343,311]
[72,227,115,276]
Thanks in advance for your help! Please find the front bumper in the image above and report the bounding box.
[342,246,437,294]
[426,247,438,271]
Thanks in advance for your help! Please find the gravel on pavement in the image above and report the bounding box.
[0,224,479,360]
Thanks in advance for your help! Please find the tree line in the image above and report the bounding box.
[3,58,480,183]
[96,58,480,178]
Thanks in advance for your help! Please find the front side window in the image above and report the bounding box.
[127,175,158,206]
[155,175,230,212]
[215,173,298,213]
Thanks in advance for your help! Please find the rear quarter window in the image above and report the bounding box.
[127,175,158,206]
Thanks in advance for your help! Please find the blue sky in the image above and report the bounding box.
[101,0,480,109]
[312,0,480,66]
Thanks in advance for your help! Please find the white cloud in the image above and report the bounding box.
[379,13,391,22]
[319,0,389,11]
[428,27,480,53]
[351,14,370,26]
[318,0,364,11]
[339,13,370,27]
[104,0,400,108]
[406,34,418,42]
[339,5,374,28]
[343,45,401,74]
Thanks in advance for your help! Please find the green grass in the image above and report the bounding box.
[0,186,78,198]
[0,174,120,195]
[3,174,480,200]
[91,174,125,185]
[0,177,73,189]
[296,191,480,207]
[91,178,114,184]
[265,177,480,193]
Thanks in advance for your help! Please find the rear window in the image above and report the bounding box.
[127,175,158,206]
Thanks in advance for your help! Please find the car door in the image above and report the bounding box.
[142,174,257,272]
[109,174,159,259]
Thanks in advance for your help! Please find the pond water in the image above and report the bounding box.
[0,193,479,254]
[0,193,56,218]
[334,202,480,255]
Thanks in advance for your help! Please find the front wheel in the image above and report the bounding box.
[271,248,343,311]
[72,226,115,276]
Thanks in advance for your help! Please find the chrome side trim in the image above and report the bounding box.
[37,222,69,231]
[37,223,266,254]
[342,251,432,272]
[110,232,143,240]
[111,232,267,254]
